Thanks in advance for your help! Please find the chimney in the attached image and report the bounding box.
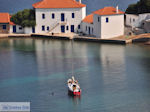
[116,5,119,13]
[79,0,81,3]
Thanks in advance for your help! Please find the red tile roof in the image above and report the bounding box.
[33,0,86,9]
[10,21,15,25]
[0,13,10,23]
[0,13,15,25]
[82,14,93,24]
[82,7,124,24]
[93,7,124,16]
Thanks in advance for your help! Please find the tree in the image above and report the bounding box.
[126,0,150,14]
[126,4,138,14]
[11,9,36,27]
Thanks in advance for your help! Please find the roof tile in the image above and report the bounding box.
[0,13,10,23]
[93,7,124,16]
[83,7,124,24]
[33,0,86,9]
[82,14,93,24]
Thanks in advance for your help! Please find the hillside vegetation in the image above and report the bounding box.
[126,0,150,14]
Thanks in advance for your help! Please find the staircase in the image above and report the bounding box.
[48,21,67,33]
[49,23,60,33]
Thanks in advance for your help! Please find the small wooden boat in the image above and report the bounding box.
[67,76,81,96]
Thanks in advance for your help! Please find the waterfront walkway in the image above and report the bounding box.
[31,33,130,44]
[0,33,150,44]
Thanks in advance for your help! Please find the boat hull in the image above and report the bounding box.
[68,89,81,96]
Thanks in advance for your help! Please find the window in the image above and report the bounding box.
[143,23,145,26]
[66,26,69,30]
[61,13,65,22]
[130,18,131,23]
[88,27,91,35]
[78,25,80,29]
[86,26,87,31]
[2,25,6,30]
[52,13,55,19]
[98,17,100,22]
[42,13,45,19]
[47,26,49,31]
[133,19,135,22]
[72,13,75,18]
[42,25,45,31]
[92,28,93,34]
[106,17,109,23]
[19,27,22,30]
[71,25,74,32]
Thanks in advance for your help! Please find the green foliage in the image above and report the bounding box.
[11,9,36,27]
[126,0,150,14]
[126,4,138,14]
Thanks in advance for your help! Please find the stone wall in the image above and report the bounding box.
[0,24,10,34]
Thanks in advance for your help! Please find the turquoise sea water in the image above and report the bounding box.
[0,0,139,14]
[0,38,150,111]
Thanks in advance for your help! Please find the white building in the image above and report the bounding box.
[9,24,35,34]
[82,7,124,39]
[0,13,34,34]
[32,0,86,34]
[126,13,150,34]
[125,14,138,28]
[82,14,94,35]
[126,13,150,28]
[10,24,24,34]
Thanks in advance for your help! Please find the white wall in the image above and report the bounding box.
[9,25,24,33]
[93,14,101,38]
[9,25,13,33]
[9,25,34,34]
[101,15,124,39]
[126,13,150,28]
[24,27,33,34]
[81,22,94,35]
[82,7,86,20]
[93,14,124,39]
[137,13,150,27]
[139,13,150,22]
[126,14,138,28]
[16,25,24,33]
[35,7,86,34]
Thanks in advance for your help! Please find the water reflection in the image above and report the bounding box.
[11,38,36,52]
[68,94,81,105]
[0,38,150,112]
[100,44,127,85]
[34,39,72,75]
[0,39,11,49]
